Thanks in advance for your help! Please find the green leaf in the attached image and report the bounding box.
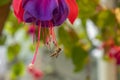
[0,0,11,6]
[5,12,23,36]
[7,43,21,61]
[58,27,73,48]
[58,26,79,57]
[0,35,6,45]
[77,0,99,19]
[11,62,25,76]
[92,10,116,28]
[58,26,88,72]
[71,44,88,72]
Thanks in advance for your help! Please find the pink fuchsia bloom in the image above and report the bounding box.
[108,46,120,65]
[12,0,78,67]
[101,39,120,65]
[22,0,69,26]
[13,0,78,26]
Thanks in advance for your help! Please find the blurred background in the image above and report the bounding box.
[0,0,120,80]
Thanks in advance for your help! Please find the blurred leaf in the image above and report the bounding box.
[0,2,10,35]
[10,62,25,80]
[10,74,17,80]
[58,26,88,72]
[29,44,35,52]
[71,44,88,72]
[92,10,116,28]
[0,0,11,6]
[12,62,25,76]
[7,43,21,61]
[0,35,6,45]
[58,26,79,57]
[77,0,99,19]
[5,12,23,36]
[103,55,111,62]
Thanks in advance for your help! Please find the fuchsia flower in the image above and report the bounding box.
[12,0,78,67]
[102,39,120,65]
[13,0,78,25]
[108,45,120,65]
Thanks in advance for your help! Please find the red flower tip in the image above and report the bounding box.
[66,0,79,24]
[33,69,43,78]
[28,63,43,79]
[12,0,24,23]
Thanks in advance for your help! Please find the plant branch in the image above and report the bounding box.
[0,3,11,35]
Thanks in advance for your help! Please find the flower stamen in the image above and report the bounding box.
[31,22,41,65]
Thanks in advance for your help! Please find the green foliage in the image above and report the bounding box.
[92,10,116,28]
[0,0,11,6]
[58,26,79,57]
[77,0,99,19]
[7,43,21,61]
[10,62,25,80]
[4,12,23,36]
[71,44,88,72]
[0,35,6,45]
[58,26,88,71]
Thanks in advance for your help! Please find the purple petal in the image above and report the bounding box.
[24,11,36,22]
[52,0,69,26]
[23,0,58,21]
